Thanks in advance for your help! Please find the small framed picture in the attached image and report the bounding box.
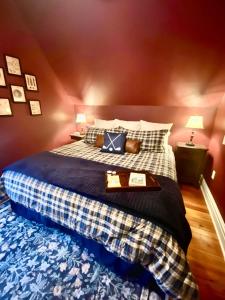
[5,55,22,76]
[25,74,38,91]
[11,85,26,103]
[0,98,13,116]
[29,100,42,116]
[0,68,6,86]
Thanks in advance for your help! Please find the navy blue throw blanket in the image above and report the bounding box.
[4,151,191,252]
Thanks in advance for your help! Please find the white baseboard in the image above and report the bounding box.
[200,177,225,260]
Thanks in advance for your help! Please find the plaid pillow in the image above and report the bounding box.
[84,127,121,144]
[117,127,168,152]
[84,127,105,144]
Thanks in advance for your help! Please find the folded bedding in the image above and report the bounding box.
[0,141,198,299]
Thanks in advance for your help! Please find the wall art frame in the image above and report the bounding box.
[29,100,42,116]
[0,68,7,87]
[11,85,26,103]
[5,55,22,76]
[25,73,38,91]
[0,98,13,116]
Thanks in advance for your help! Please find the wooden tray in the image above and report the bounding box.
[105,170,161,192]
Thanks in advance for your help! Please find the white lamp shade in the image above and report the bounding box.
[185,116,204,129]
[76,113,86,123]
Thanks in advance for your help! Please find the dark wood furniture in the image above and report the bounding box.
[175,142,208,188]
[70,133,85,141]
[105,171,161,192]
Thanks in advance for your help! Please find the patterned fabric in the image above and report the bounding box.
[0,179,9,204]
[84,127,105,144]
[120,128,169,152]
[101,131,127,154]
[1,172,197,299]
[84,127,120,145]
[51,141,177,181]
[0,201,157,300]
[82,126,168,152]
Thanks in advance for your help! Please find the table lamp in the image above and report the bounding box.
[75,113,86,135]
[185,116,204,146]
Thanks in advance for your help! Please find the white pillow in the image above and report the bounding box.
[94,119,116,129]
[163,131,171,146]
[140,120,173,131]
[114,119,141,131]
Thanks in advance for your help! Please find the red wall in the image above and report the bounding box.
[14,0,225,108]
[208,98,225,218]
[0,0,79,171]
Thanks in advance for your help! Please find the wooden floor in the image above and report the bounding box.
[181,185,225,300]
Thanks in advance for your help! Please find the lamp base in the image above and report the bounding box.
[186,131,195,147]
[186,141,195,147]
[79,126,86,135]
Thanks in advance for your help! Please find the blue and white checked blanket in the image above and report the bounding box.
[0,142,198,299]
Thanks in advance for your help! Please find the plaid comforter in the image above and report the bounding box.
[52,141,177,181]
[0,142,198,299]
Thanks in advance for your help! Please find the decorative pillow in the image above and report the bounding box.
[84,127,120,144]
[84,127,105,144]
[95,134,141,154]
[139,121,173,146]
[125,139,141,154]
[124,128,169,152]
[95,134,104,148]
[101,131,127,154]
[114,119,141,131]
[94,119,116,129]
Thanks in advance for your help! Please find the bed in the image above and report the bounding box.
[0,127,198,299]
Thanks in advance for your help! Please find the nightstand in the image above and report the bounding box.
[175,142,208,188]
[70,133,85,141]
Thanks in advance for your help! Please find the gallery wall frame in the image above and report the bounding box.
[10,85,26,103]
[29,100,42,116]
[25,73,38,91]
[1,54,42,117]
[0,98,13,116]
[5,55,22,76]
[0,67,7,87]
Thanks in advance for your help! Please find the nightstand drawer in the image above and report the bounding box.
[176,149,206,164]
[176,146,204,156]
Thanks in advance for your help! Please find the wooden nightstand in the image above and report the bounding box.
[70,133,85,141]
[175,142,208,188]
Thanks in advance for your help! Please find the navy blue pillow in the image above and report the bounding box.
[101,131,127,154]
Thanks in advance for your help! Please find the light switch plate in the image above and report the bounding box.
[222,135,225,145]
[211,170,216,180]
